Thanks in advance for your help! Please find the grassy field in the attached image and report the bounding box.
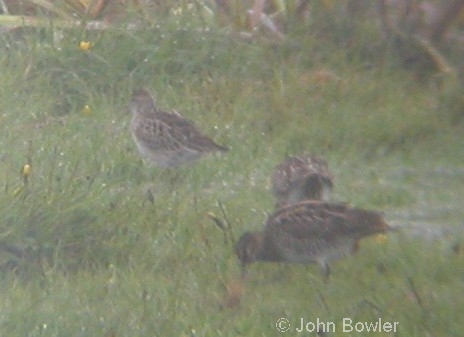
[1,5,464,336]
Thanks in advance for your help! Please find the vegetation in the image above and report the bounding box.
[0,1,463,336]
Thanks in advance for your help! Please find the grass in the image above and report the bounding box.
[1,6,464,336]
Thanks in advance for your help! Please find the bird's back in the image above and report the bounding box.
[152,109,229,153]
[263,201,389,263]
[272,155,333,205]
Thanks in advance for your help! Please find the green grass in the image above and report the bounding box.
[1,7,464,337]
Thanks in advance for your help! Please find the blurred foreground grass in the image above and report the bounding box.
[0,4,464,336]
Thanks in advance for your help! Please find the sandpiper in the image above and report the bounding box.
[235,200,390,280]
[271,155,333,207]
[130,88,228,167]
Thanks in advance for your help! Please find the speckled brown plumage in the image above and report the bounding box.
[235,200,390,280]
[271,155,333,206]
[130,88,228,167]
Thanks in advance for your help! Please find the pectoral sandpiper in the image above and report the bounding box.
[235,200,390,280]
[130,88,228,167]
[271,155,333,207]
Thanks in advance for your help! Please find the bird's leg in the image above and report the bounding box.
[165,167,182,186]
[351,241,360,255]
[240,263,250,281]
[320,262,331,283]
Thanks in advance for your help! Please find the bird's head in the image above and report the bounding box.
[130,88,156,115]
[235,231,264,277]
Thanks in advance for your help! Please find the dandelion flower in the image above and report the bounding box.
[82,104,92,115]
[79,41,92,51]
[375,233,388,244]
[22,164,32,177]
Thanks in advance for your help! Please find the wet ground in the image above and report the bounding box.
[385,165,464,241]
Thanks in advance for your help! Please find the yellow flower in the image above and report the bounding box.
[22,164,32,177]
[82,104,92,115]
[375,234,387,244]
[79,40,92,51]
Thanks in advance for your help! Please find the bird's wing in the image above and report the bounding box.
[155,110,227,152]
[267,201,351,240]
